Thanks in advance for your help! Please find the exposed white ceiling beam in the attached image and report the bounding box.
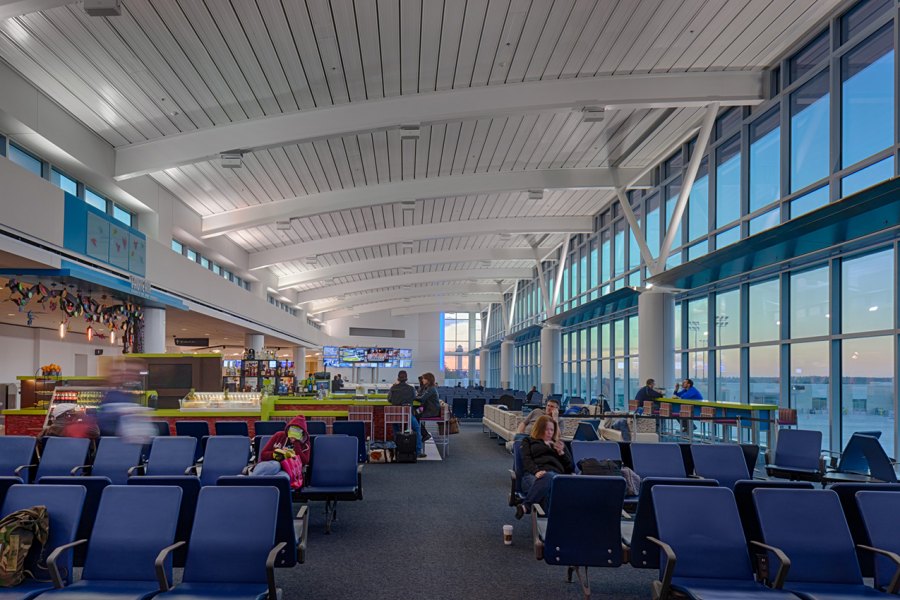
[309,284,503,313]
[202,168,647,238]
[277,247,550,289]
[320,294,503,321]
[115,71,764,180]
[296,268,533,304]
[0,0,73,20]
[249,217,592,270]
[391,304,484,318]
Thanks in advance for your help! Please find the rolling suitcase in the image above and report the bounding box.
[395,431,417,463]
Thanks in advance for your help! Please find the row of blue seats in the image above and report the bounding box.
[532,476,900,599]
[0,482,289,600]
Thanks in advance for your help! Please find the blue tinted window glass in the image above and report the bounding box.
[186,249,197,261]
[600,231,610,283]
[842,27,893,168]
[171,239,183,254]
[716,135,741,227]
[842,248,893,334]
[789,31,829,83]
[112,205,132,226]
[842,157,894,196]
[716,108,741,141]
[614,221,625,276]
[0,134,5,157]
[212,263,221,275]
[665,251,681,270]
[790,185,829,218]
[629,221,640,269]
[9,143,42,177]
[749,108,780,213]
[688,160,709,241]
[664,151,683,179]
[645,195,660,260]
[749,208,780,235]
[687,240,708,261]
[841,0,892,44]
[50,169,77,196]
[716,226,739,249]
[85,189,107,212]
[200,256,210,269]
[790,71,830,192]
[665,178,683,247]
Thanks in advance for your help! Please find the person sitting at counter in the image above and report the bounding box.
[674,378,703,400]
[635,378,664,403]
[415,373,441,451]
[331,373,344,392]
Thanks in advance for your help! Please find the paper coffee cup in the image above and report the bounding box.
[503,524,513,545]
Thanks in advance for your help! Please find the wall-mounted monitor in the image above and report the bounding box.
[322,346,413,368]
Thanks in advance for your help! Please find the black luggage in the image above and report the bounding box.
[395,431,417,463]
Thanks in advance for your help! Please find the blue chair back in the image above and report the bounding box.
[653,486,754,581]
[630,443,686,479]
[854,434,897,483]
[36,437,91,480]
[832,482,900,578]
[333,421,367,463]
[218,476,297,567]
[149,421,170,436]
[573,421,600,441]
[690,444,750,490]
[215,421,249,437]
[512,441,525,497]
[200,436,250,486]
[175,421,210,462]
[754,488,862,584]
[0,436,35,477]
[571,440,621,473]
[469,398,486,419]
[773,429,822,470]
[253,435,273,462]
[451,398,468,419]
[309,435,358,488]
[733,480,815,551]
[39,476,110,566]
[254,421,286,437]
[3,484,85,584]
[90,436,143,485]
[541,475,625,567]
[146,436,197,476]
[183,487,278,584]
[0,477,22,508]
[836,432,879,474]
[857,490,900,590]
[306,421,327,436]
[128,475,201,567]
[630,477,718,569]
[83,485,181,581]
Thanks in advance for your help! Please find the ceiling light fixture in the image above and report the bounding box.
[110,330,116,345]
[527,189,543,201]
[59,321,66,339]
[84,0,121,16]
[399,124,420,139]
[581,106,605,123]
[220,150,245,169]
[86,326,94,342]
[276,220,292,231]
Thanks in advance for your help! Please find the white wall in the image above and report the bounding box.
[0,156,65,246]
[0,323,123,406]
[323,310,442,385]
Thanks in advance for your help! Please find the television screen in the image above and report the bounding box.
[147,364,192,389]
[365,347,389,362]
[339,347,367,363]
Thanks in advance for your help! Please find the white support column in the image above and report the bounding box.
[540,324,562,397]
[638,291,675,395]
[293,347,307,375]
[656,103,719,272]
[507,281,518,331]
[500,296,511,337]
[245,333,264,354]
[143,307,166,354]
[532,246,551,314]
[479,348,489,387]
[500,339,514,389]
[549,235,571,313]
[482,304,492,345]
[614,187,658,275]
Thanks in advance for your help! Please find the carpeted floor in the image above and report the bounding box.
[280,422,655,599]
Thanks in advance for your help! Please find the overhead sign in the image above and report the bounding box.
[174,337,209,347]
[129,275,152,298]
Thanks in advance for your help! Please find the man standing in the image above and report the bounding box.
[331,373,344,392]
[674,378,703,400]
[634,379,664,403]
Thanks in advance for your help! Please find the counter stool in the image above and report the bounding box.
[699,406,716,441]
[421,403,450,457]
[382,405,410,441]
[777,408,798,429]
[348,405,374,439]
[677,404,694,442]
[628,399,639,413]
[657,403,673,437]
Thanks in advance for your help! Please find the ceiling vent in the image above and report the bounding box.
[220,151,245,169]
[527,189,543,201]
[498,233,512,241]
[304,256,318,266]
[581,107,605,123]
[400,240,414,251]
[276,221,292,231]
[84,0,121,16]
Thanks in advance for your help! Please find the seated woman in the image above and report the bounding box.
[252,416,311,489]
[515,415,573,519]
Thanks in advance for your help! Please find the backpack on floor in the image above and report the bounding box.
[0,505,50,587]
[395,432,417,463]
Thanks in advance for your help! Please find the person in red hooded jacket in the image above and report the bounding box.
[252,416,311,488]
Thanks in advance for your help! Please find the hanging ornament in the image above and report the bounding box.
[86,326,94,342]
[26,311,34,326]
[59,321,66,339]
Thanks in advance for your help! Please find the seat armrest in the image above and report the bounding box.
[295,505,309,564]
[858,544,900,594]
[356,464,364,499]
[14,463,36,478]
[749,541,791,588]
[127,464,145,476]
[70,464,90,476]
[646,536,676,600]
[184,465,199,475]
[154,541,186,591]
[47,538,87,588]
[508,469,518,507]
[266,541,288,599]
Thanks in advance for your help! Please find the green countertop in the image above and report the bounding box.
[656,397,778,411]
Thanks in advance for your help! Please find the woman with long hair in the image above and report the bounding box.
[416,372,441,446]
[515,414,573,519]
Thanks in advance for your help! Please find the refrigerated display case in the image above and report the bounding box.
[179,391,262,410]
